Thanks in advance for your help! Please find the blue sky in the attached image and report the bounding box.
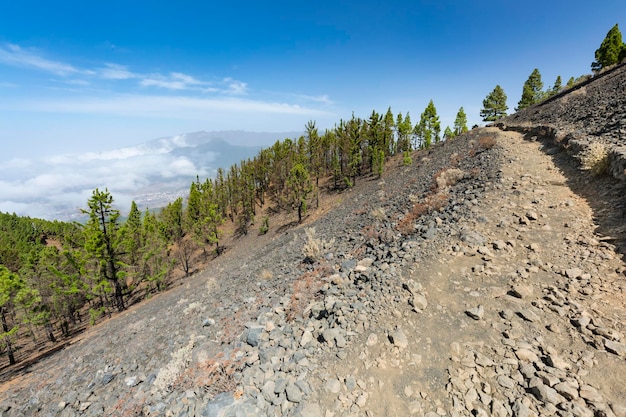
[1,1,625,158]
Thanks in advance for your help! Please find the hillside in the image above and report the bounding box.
[2,67,626,417]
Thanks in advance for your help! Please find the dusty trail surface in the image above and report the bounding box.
[1,127,626,417]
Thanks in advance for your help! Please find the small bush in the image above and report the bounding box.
[434,168,466,191]
[183,302,205,316]
[403,150,413,165]
[89,307,105,325]
[371,207,386,222]
[259,216,269,235]
[286,265,329,322]
[397,193,449,235]
[579,142,609,175]
[302,227,335,261]
[153,335,196,392]
[478,135,497,150]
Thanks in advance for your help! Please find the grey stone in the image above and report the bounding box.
[515,348,539,362]
[546,354,570,370]
[274,378,287,394]
[497,375,516,389]
[101,373,115,385]
[423,227,437,240]
[517,308,540,322]
[200,392,234,417]
[553,382,578,400]
[500,309,515,320]
[409,294,428,310]
[389,328,409,348]
[526,211,538,221]
[325,379,341,394]
[466,305,484,320]
[262,380,276,403]
[530,381,564,405]
[579,384,603,403]
[286,383,303,403]
[246,327,264,347]
[605,340,626,357]
[565,268,583,279]
[512,400,532,417]
[510,285,533,299]
[493,240,507,250]
[294,403,323,417]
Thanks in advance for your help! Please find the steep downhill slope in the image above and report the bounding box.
[2,68,626,416]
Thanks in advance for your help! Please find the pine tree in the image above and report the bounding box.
[82,188,126,312]
[0,265,21,364]
[140,210,171,291]
[517,68,544,110]
[453,107,468,136]
[443,126,454,141]
[480,85,508,121]
[119,201,143,286]
[198,179,224,255]
[415,100,441,149]
[552,75,562,95]
[287,163,313,223]
[366,110,383,174]
[592,24,626,71]
[396,112,412,153]
[382,107,396,156]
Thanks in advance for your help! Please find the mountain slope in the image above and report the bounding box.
[2,72,626,416]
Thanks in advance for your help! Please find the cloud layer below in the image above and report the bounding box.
[0,131,275,220]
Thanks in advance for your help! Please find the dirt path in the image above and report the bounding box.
[309,128,626,416]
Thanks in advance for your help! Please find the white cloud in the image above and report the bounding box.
[100,63,137,80]
[140,71,212,91]
[297,94,333,104]
[65,79,90,86]
[223,77,248,95]
[0,135,220,220]
[5,94,326,118]
[0,43,80,76]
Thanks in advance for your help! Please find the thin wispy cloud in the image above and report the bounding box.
[99,63,137,80]
[223,78,248,95]
[0,44,81,76]
[297,94,333,105]
[5,94,327,118]
[0,43,332,103]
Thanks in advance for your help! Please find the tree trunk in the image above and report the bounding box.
[113,280,125,312]
[1,308,16,365]
[297,202,303,223]
[46,322,57,343]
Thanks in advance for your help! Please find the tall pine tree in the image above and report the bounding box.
[82,188,126,312]
[415,100,440,149]
[517,68,544,110]
[592,24,626,71]
[480,85,508,121]
[453,107,468,136]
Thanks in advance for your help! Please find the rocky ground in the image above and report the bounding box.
[2,69,626,417]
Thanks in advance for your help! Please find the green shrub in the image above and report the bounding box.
[259,216,270,235]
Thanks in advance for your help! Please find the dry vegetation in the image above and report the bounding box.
[579,142,609,175]
[285,264,330,322]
